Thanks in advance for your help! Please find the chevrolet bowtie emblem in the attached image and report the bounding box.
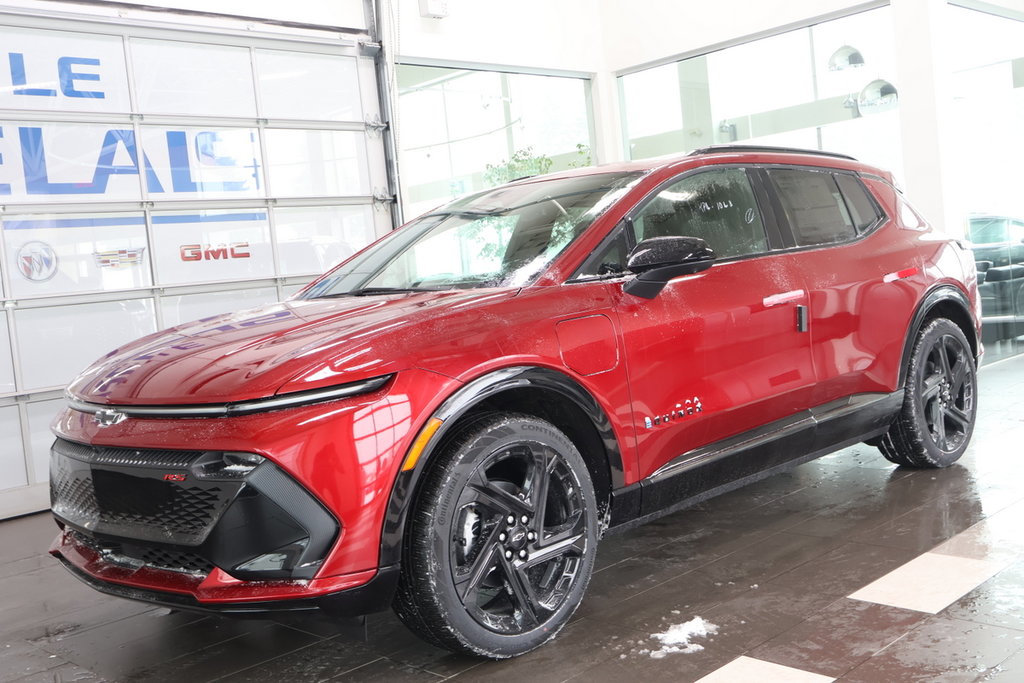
[93,408,127,427]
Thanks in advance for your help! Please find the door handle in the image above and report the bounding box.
[796,304,809,332]
[762,289,805,307]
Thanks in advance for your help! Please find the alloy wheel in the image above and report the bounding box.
[919,333,975,453]
[449,442,587,635]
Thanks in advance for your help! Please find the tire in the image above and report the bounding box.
[880,318,978,468]
[393,413,598,658]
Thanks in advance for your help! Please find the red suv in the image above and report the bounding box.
[49,146,981,658]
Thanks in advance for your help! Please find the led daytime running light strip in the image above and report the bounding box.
[67,374,393,419]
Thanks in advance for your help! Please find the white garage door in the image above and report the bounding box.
[0,7,395,518]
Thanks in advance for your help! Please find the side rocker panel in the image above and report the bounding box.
[606,390,903,534]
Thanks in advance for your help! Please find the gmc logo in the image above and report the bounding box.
[180,243,251,261]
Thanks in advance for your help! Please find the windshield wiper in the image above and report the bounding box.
[454,209,506,217]
[317,286,442,298]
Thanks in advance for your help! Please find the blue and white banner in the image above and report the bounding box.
[0,123,264,202]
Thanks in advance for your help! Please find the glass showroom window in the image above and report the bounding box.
[396,65,593,218]
[618,7,901,178]
[948,6,1024,363]
[0,14,389,518]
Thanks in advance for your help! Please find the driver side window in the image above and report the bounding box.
[633,168,768,259]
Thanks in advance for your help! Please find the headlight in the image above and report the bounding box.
[191,451,266,480]
[66,374,393,419]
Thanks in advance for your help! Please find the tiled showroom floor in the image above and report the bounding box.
[4,354,1024,682]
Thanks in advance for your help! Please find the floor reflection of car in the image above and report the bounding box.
[970,216,1024,343]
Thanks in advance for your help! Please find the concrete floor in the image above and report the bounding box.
[3,354,1024,682]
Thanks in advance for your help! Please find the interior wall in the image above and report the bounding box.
[81,0,367,28]
[391,0,894,74]
[599,0,877,73]
[392,0,607,74]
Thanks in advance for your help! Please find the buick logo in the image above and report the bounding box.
[16,241,59,282]
[93,409,127,427]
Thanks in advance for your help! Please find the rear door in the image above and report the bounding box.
[760,166,922,403]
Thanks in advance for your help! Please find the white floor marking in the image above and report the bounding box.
[848,551,1009,614]
[694,655,835,683]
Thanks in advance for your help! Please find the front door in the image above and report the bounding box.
[604,167,816,480]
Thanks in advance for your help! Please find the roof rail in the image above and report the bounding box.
[688,145,858,161]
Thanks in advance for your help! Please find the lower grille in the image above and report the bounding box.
[50,438,240,546]
[51,437,339,582]
[138,546,215,575]
[70,530,215,576]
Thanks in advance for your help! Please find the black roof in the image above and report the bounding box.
[688,145,857,161]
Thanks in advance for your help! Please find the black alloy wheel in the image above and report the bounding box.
[394,413,597,658]
[880,318,977,468]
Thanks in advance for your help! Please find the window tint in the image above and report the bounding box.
[769,169,856,246]
[835,174,883,232]
[576,229,631,278]
[631,168,768,258]
[970,217,1009,244]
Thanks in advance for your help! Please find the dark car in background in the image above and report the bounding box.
[969,215,1024,342]
[969,215,1024,267]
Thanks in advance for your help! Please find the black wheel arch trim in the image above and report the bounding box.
[378,365,625,567]
[899,285,979,388]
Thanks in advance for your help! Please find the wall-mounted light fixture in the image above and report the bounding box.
[419,0,449,19]
[828,45,865,71]
[857,79,899,115]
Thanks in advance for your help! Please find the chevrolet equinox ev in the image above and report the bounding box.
[49,145,981,658]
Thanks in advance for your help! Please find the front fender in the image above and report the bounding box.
[377,365,625,567]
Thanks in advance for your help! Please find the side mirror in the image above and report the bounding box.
[623,236,715,299]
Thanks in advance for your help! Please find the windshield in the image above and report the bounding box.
[300,172,642,298]
[970,217,1024,245]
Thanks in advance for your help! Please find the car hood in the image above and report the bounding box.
[67,289,519,405]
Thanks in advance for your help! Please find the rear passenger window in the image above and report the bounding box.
[631,168,768,259]
[768,168,857,246]
[834,173,883,232]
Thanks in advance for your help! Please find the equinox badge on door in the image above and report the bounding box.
[644,398,703,428]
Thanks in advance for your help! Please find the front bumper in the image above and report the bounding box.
[51,527,399,615]
[47,368,460,612]
[50,436,340,581]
